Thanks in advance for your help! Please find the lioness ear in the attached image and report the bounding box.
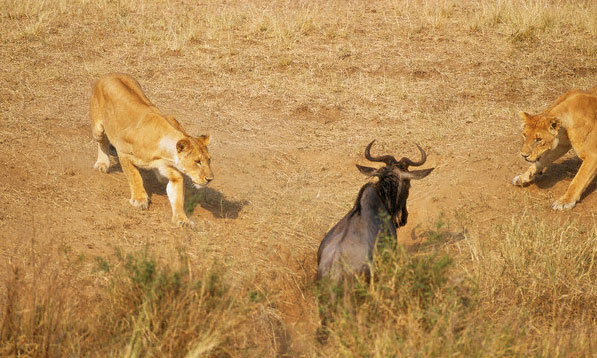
[519,111,532,122]
[549,117,561,135]
[198,134,210,146]
[176,138,190,153]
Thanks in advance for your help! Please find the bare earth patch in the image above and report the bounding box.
[1,0,597,356]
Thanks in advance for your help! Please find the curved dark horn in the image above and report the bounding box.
[364,140,397,166]
[399,143,427,167]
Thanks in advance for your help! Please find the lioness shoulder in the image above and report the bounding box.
[513,86,597,210]
[91,73,213,227]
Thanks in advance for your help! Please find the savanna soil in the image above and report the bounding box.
[1,0,596,354]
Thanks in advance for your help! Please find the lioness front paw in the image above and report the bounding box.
[129,197,149,210]
[552,198,576,211]
[512,174,532,187]
[512,175,522,186]
[173,216,196,229]
[94,161,109,173]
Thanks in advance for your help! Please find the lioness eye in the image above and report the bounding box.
[535,138,542,143]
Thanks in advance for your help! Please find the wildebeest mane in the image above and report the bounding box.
[350,169,404,220]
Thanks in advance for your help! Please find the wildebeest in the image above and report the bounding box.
[316,140,434,282]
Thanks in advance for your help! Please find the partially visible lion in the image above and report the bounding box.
[91,73,213,227]
[513,86,597,210]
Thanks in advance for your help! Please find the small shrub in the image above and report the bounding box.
[316,232,471,356]
[99,252,240,357]
[0,247,281,357]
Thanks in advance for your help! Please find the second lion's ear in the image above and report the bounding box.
[198,134,210,146]
[176,138,190,153]
[519,111,532,122]
[549,117,561,135]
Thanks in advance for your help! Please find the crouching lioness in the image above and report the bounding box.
[91,73,213,227]
[513,86,597,210]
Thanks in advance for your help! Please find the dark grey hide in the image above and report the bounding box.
[316,140,433,282]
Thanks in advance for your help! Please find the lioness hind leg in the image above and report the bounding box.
[120,156,149,210]
[94,137,111,173]
[513,144,571,186]
[91,100,111,172]
[553,157,597,210]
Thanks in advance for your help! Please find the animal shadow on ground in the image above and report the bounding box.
[185,185,248,219]
[534,157,597,201]
[139,170,247,219]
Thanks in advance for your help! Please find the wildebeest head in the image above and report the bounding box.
[354,140,433,220]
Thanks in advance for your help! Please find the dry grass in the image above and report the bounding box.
[316,214,597,356]
[1,0,597,356]
[0,238,287,357]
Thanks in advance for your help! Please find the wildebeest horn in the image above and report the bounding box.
[364,140,397,166]
[399,144,426,167]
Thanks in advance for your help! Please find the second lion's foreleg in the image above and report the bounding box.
[553,156,597,210]
[513,144,570,186]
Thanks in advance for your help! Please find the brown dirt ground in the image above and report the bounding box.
[1,0,596,354]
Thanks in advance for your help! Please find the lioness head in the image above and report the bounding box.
[175,135,213,187]
[519,111,561,162]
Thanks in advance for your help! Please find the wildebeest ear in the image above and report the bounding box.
[356,164,378,176]
[400,167,434,180]
[198,134,210,146]
[176,138,191,153]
